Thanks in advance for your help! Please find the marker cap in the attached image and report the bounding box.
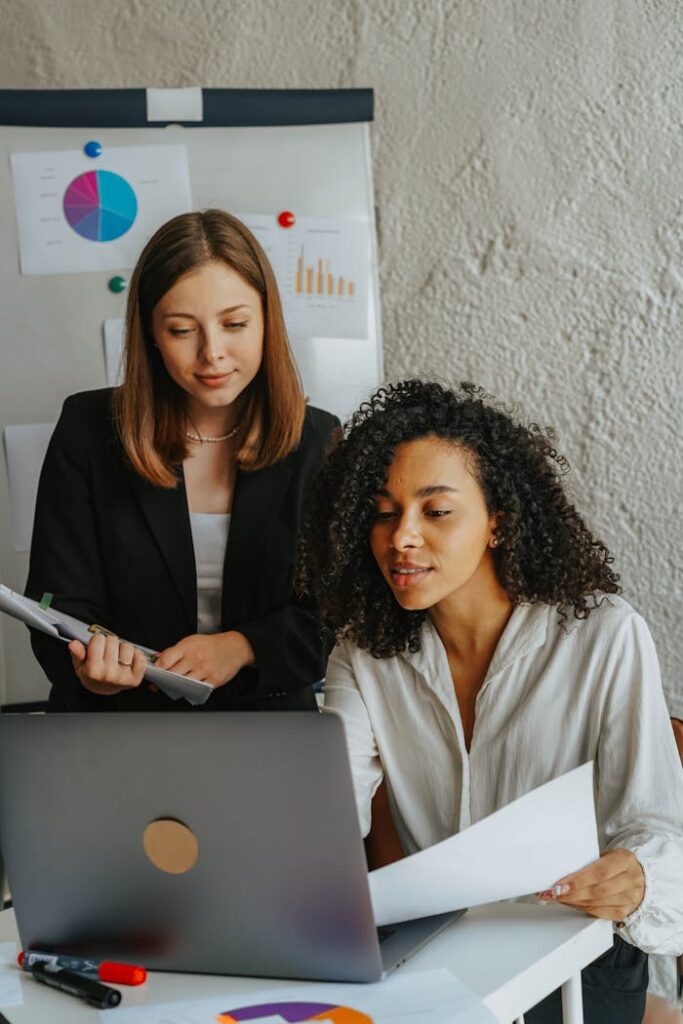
[99,962,147,985]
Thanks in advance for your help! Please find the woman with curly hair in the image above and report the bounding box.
[298,379,683,1024]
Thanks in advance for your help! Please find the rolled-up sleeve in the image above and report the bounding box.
[323,641,383,838]
[597,611,683,954]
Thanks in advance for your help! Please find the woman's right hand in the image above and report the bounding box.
[68,634,147,696]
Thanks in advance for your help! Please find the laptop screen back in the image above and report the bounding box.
[0,711,383,982]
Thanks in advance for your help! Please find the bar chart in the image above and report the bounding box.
[295,249,356,298]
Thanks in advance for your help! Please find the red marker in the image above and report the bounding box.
[19,949,146,985]
[278,210,296,228]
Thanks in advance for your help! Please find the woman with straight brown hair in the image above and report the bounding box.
[26,209,338,712]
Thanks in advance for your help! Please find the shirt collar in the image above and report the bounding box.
[483,602,552,681]
[402,602,553,687]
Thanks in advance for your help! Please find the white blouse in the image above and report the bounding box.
[189,512,231,634]
[324,596,683,955]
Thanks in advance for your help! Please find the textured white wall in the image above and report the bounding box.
[0,0,681,708]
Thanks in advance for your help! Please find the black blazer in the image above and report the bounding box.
[25,389,338,712]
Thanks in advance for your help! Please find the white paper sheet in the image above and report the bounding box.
[290,335,379,423]
[240,214,370,340]
[104,317,125,386]
[370,763,599,927]
[3,422,54,552]
[11,144,192,275]
[0,940,23,1008]
[101,968,496,1024]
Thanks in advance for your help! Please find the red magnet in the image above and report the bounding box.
[278,210,296,228]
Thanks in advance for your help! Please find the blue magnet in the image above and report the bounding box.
[84,140,102,158]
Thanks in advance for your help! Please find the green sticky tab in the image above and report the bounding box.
[39,592,53,610]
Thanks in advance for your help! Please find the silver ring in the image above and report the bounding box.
[117,658,133,667]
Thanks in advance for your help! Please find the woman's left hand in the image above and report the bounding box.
[154,631,255,688]
[538,848,645,921]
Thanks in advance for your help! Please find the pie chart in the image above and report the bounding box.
[216,1002,372,1024]
[63,170,138,242]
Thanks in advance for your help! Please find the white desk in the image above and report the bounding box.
[0,903,612,1024]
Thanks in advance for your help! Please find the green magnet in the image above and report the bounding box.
[108,275,127,294]
[39,592,53,610]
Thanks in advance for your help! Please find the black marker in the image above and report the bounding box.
[29,961,121,1009]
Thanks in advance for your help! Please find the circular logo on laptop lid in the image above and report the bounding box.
[142,818,199,874]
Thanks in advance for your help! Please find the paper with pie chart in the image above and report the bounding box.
[101,969,496,1024]
[10,144,192,275]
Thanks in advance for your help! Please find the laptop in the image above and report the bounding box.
[0,711,462,982]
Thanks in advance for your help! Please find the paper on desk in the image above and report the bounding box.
[3,423,54,551]
[0,941,23,1008]
[101,968,497,1024]
[0,584,213,706]
[370,763,599,927]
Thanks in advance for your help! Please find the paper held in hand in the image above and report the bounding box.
[0,583,213,706]
[369,762,600,926]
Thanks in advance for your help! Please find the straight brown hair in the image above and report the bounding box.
[114,210,306,488]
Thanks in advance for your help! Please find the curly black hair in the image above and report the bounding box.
[297,379,620,658]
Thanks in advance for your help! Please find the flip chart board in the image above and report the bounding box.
[0,88,380,703]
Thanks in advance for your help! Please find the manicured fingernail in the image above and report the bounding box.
[553,884,570,897]
[538,891,552,900]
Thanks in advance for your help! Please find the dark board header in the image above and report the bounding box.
[0,88,374,128]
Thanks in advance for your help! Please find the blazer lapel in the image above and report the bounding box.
[223,462,291,622]
[128,468,197,630]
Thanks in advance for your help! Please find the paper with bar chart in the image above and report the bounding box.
[241,214,370,340]
[11,145,192,275]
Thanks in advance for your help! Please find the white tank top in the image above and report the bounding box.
[188,512,231,634]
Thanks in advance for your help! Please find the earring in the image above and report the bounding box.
[491,537,499,548]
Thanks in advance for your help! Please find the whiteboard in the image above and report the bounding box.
[0,89,381,704]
